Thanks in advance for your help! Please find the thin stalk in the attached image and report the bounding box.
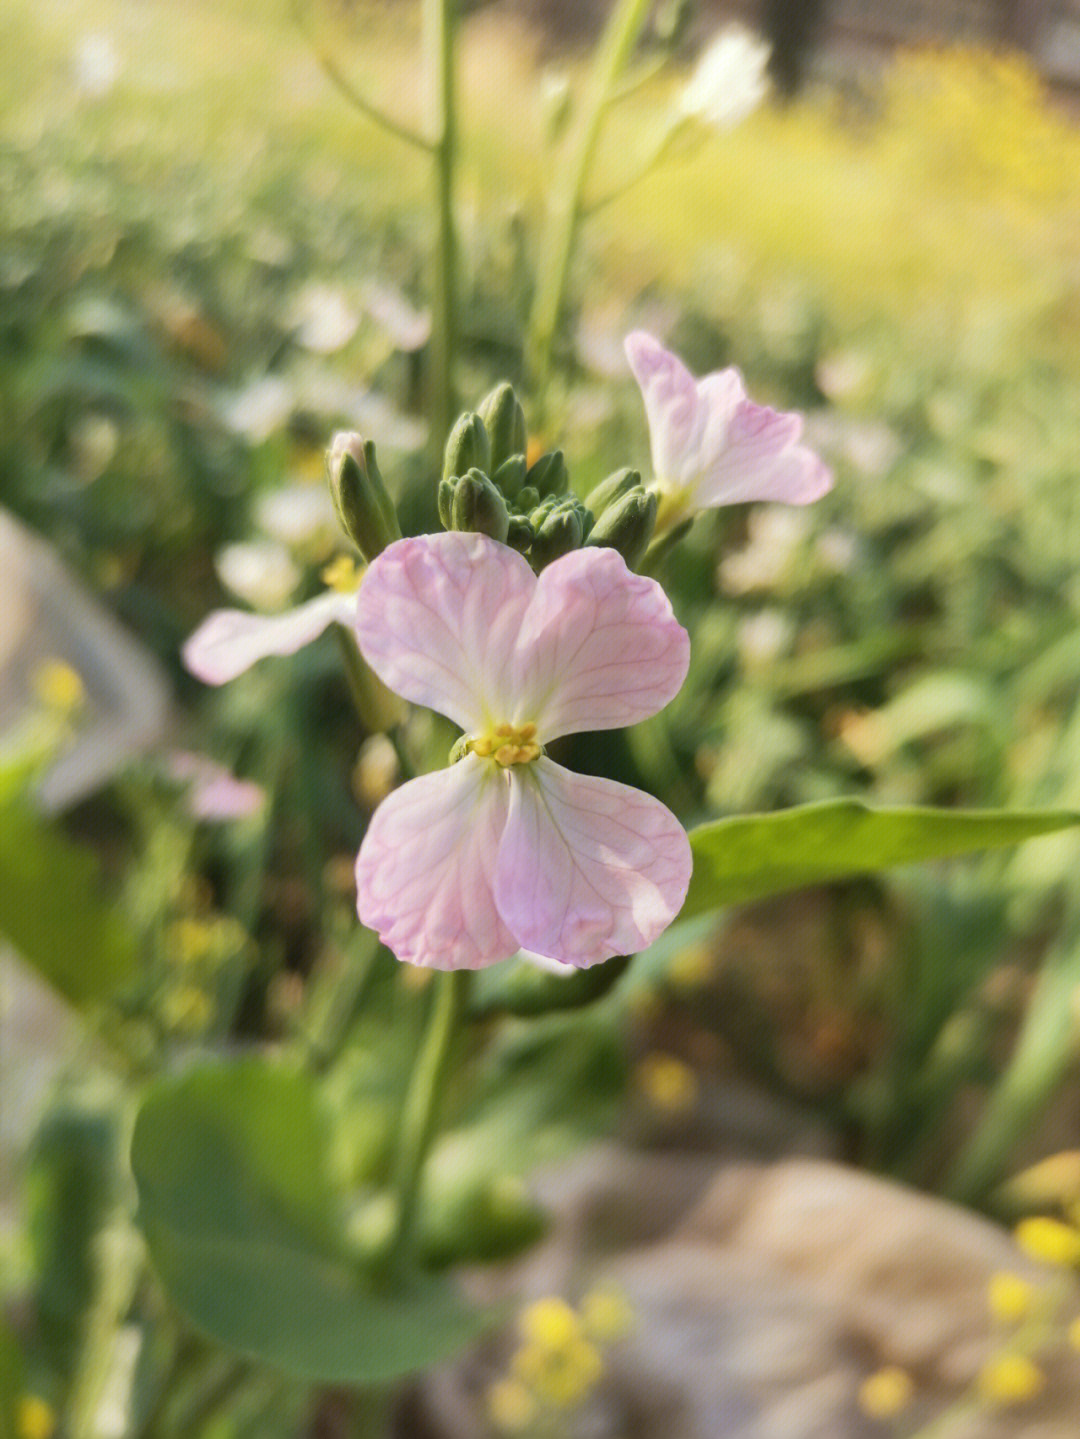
[525,0,654,410]
[383,968,471,1272]
[425,0,459,467]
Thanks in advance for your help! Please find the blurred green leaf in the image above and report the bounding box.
[684,801,1080,917]
[132,1058,489,1384]
[0,753,137,1007]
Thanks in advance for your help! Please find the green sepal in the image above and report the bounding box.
[584,467,641,519]
[586,486,658,569]
[451,469,510,544]
[492,454,527,503]
[442,411,490,484]
[525,449,569,500]
[477,383,526,471]
[437,477,456,531]
[327,432,402,561]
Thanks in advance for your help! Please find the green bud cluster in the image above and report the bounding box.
[438,385,658,571]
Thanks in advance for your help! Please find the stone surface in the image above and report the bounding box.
[415,1142,1080,1438]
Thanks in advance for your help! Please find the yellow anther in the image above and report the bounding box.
[517,721,537,741]
[486,1378,536,1432]
[470,737,495,757]
[494,722,516,738]
[857,1367,914,1420]
[495,744,518,766]
[17,1396,56,1439]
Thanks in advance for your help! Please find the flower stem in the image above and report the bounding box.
[424,0,459,467]
[525,0,654,413]
[384,968,471,1271]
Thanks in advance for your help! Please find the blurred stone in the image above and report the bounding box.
[0,509,171,809]
[416,1146,1080,1438]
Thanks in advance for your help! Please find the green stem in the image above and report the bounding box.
[292,0,434,152]
[425,0,459,467]
[525,0,654,411]
[384,968,471,1271]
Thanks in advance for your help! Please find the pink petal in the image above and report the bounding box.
[695,401,829,507]
[624,331,706,485]
[167,751,266,820]
[512,547,689,741]
[354,533,536,732]
[494,758,692,967]
[355,754,518,969]
[182,590,356,685]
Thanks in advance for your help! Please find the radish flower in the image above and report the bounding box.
[625,332,832,533]
[353,532,691,970]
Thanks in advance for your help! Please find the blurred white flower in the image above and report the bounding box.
[736,610,793,668]
[361,281,431,352]
[254,484,337,551]
[292,284,360,354]
[719,507,809,595]
[816,527,858,574]
[679,27,770,131]
[73,33,121,98]
[215,540,299,611]
[222,376,293,443]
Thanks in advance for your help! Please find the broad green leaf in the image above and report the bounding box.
[0,752,136,1007]
[684,800,1080,918]
[132,1058,488,1384]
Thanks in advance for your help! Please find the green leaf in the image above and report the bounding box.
[684,800,1080,918]
[0,1315,24,1439]
[132,1058,489,1385]
[0,753,136,1007]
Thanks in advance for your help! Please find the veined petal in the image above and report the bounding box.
[356,754,517,969]
[695,402,828,507]
[494,759,691,968]
[182,589,356,685]
[354,532,536,732]
[513,547,689,741]
[624,331,706,486]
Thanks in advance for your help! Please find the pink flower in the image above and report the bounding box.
[624,332,832,529]
[182,586,357,685]
[353,532,692,970]
[167,751,266,821]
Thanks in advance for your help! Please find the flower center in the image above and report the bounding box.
[467,721,541,768]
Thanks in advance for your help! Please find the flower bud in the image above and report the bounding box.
[586,486,657,569]
[585,467,641,520]
[442,411,490,483]
[515,485,540,513]
[437,476,456,530]
[477,382,526,471]
[526,448,569,500]
[505,515,534,553]
[327,432,402,561]
[451,468,510,544]
[492,453,527,502]
[531,503,583,569]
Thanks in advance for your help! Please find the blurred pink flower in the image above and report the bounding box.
[167,751,265,821]
[353,532,691,970]
[182,587,356,685]
[624,332,832,528]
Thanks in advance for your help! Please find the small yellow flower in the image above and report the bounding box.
[32,658,85,714]
[581,1286,634,1342]
[17,1395,56,1439]
[636,1053,698,1113]
[320,554,363,593]
[486,1377,536,1432]
[666,944,713,990]
[514,1338,602,1408]
[977,1353,1045,1407]
[161,984,213,1032]
[987,1271,1034,1323]
[518,1296,581,1350]
[857,1366,914,1420]
[1014,1216,1080,1268]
